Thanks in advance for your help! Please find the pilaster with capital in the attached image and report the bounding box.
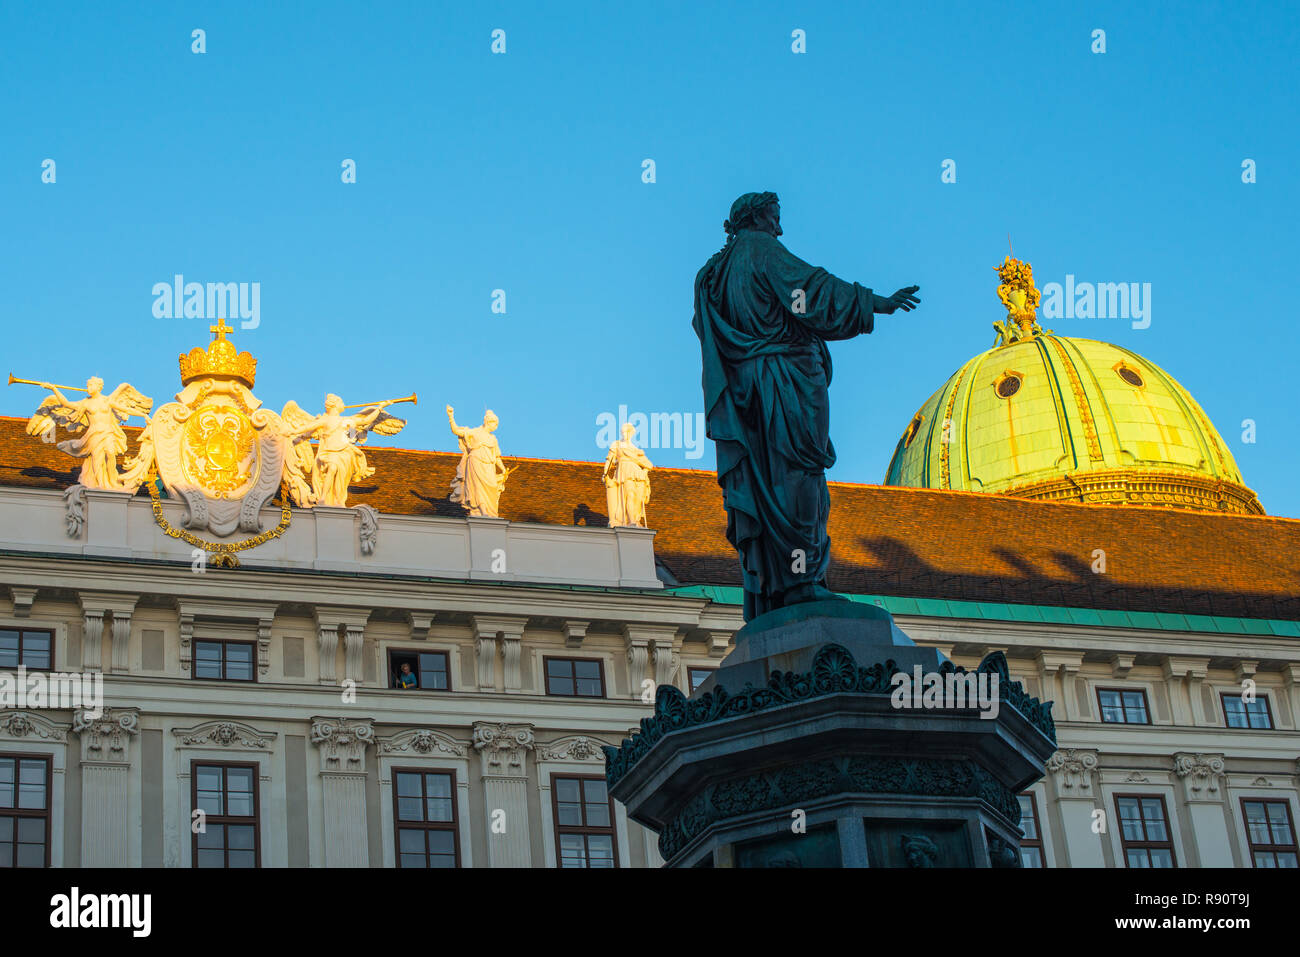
[472,722,535,867]
[73,707,141,866]
[310,717,375,866]
[1045,747,1104,867]
[1172,751,1232,866]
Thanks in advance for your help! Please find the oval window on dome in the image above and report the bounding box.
[1116,365,1144,388]
[994,372,1022,399]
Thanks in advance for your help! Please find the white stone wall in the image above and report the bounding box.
[1,496,1297,867]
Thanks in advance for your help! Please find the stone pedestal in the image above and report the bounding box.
[605,602,1057,868]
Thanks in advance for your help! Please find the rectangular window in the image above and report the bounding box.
[1018,792,1045,867]
[688,667,715,694]
[544,658,605,698]
[0,629,53,672]
[192,640,256,682]
[393,769,460,868]
[192,762,260,868]
[1241,799,1298,868]
[388,650,451,691]
[552,774,617,868]
[0,754,51,867]
[1115,795,1176,868]
[1222,693,1273,730]
[1097,688,1150,724]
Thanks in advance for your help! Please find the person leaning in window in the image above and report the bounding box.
[395,662,417,689]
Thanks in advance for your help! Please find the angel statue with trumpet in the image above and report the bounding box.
[280,392,415,508]
[9,373,154,492]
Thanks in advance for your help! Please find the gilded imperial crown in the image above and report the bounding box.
[179,319,257,387]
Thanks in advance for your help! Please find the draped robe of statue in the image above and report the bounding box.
[61,396,131,489]
[450,426,506,517]
[693,227,876,621]
[604,438,653,527]
[313,414,375,507]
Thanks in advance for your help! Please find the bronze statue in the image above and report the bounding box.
[692,192,920,621]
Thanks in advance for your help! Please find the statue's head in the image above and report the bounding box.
[86,376,104,396]
[724,191,781,238]
[325,394,344,413]
[483,410,499,430]
[621,423,637,442]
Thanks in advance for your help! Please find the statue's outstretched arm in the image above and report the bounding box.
[761,242,877,341]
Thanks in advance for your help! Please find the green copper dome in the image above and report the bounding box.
[883,260,1262,514]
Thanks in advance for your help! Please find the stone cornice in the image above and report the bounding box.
[1163,656,1212,681]
[176,597,279,623]
[78,591,139,616]
[0,556,708,636]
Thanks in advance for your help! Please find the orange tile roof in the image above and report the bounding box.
[2,415,1297,621]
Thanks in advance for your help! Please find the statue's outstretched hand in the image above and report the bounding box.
[875,286,921,314]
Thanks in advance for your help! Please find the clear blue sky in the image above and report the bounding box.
[3,1,1297,515]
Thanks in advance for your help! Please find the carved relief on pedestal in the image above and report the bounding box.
[63,484,87,538]
[355,504,379,555]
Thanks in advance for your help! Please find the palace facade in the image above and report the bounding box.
[2,271,1297,868]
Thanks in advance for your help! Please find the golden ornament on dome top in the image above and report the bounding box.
[993,256,1044,346]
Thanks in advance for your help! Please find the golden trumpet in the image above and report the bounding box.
[342,392,417,410]
[8,374,88,393]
